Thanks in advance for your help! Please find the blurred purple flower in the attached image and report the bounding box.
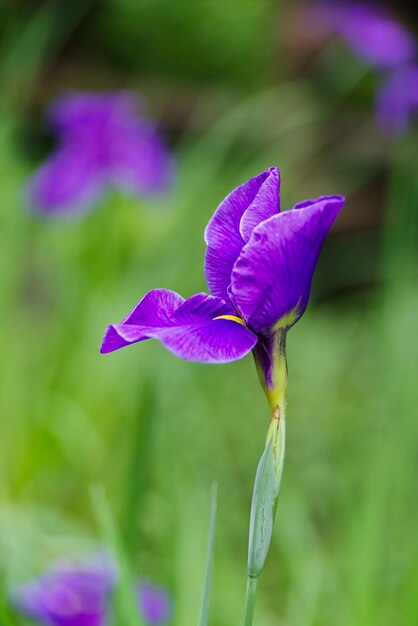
[12,555,173,626]
[101,167,344,392]
[28,92,173,215]
[138,582,171,625]
[376,65,418,136]
[12,556,115,626]
[312,1,416,69]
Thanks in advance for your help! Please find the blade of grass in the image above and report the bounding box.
[122,375,155,555]
[90,484,144,626]
[197,482,218,626]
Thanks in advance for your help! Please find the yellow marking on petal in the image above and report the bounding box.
[213,314,246,326]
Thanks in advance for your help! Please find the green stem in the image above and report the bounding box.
[244,328,288,625]
[242,576,259,626]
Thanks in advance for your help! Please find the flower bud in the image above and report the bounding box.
[247,417,286,578]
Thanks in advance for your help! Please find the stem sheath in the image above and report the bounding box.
[244,327,288,625]
[242,576,259,626]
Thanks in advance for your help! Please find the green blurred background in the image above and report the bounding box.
[0,1,418,624]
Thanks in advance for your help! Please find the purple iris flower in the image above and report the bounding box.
[12,557,115,626]
[312,1,416,69]
[138,582,171,625]
[28,91,173,215]
[376,65,418,136]
[12,557,172,626]
[101,167,344,400]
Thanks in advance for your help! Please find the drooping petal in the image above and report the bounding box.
[109,123,174,195]
[27,147,105,214]
[101,290,257,363]
[123,288,185,326]
[101,289,184,353]
[204,167,280,300]
[231,196,345,333]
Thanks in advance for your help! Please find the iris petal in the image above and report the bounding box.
[312,2,416,69]
[101,289,257,363]
[231,195,345,333]
[138,582,172,625]
[239,167,280,241]
[47,91,139,140]
[27,147,104,214]
[109,124,174,195]
[204,167,280,301]
[376,65,418,136]
[12,557,114,626]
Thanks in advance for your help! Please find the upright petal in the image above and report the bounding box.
[204,168,280,300]
[27,147,105,215]
[239,167,280,241]
[231,196,345,333]
[47,91,139,141]
[101,290,257,363]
